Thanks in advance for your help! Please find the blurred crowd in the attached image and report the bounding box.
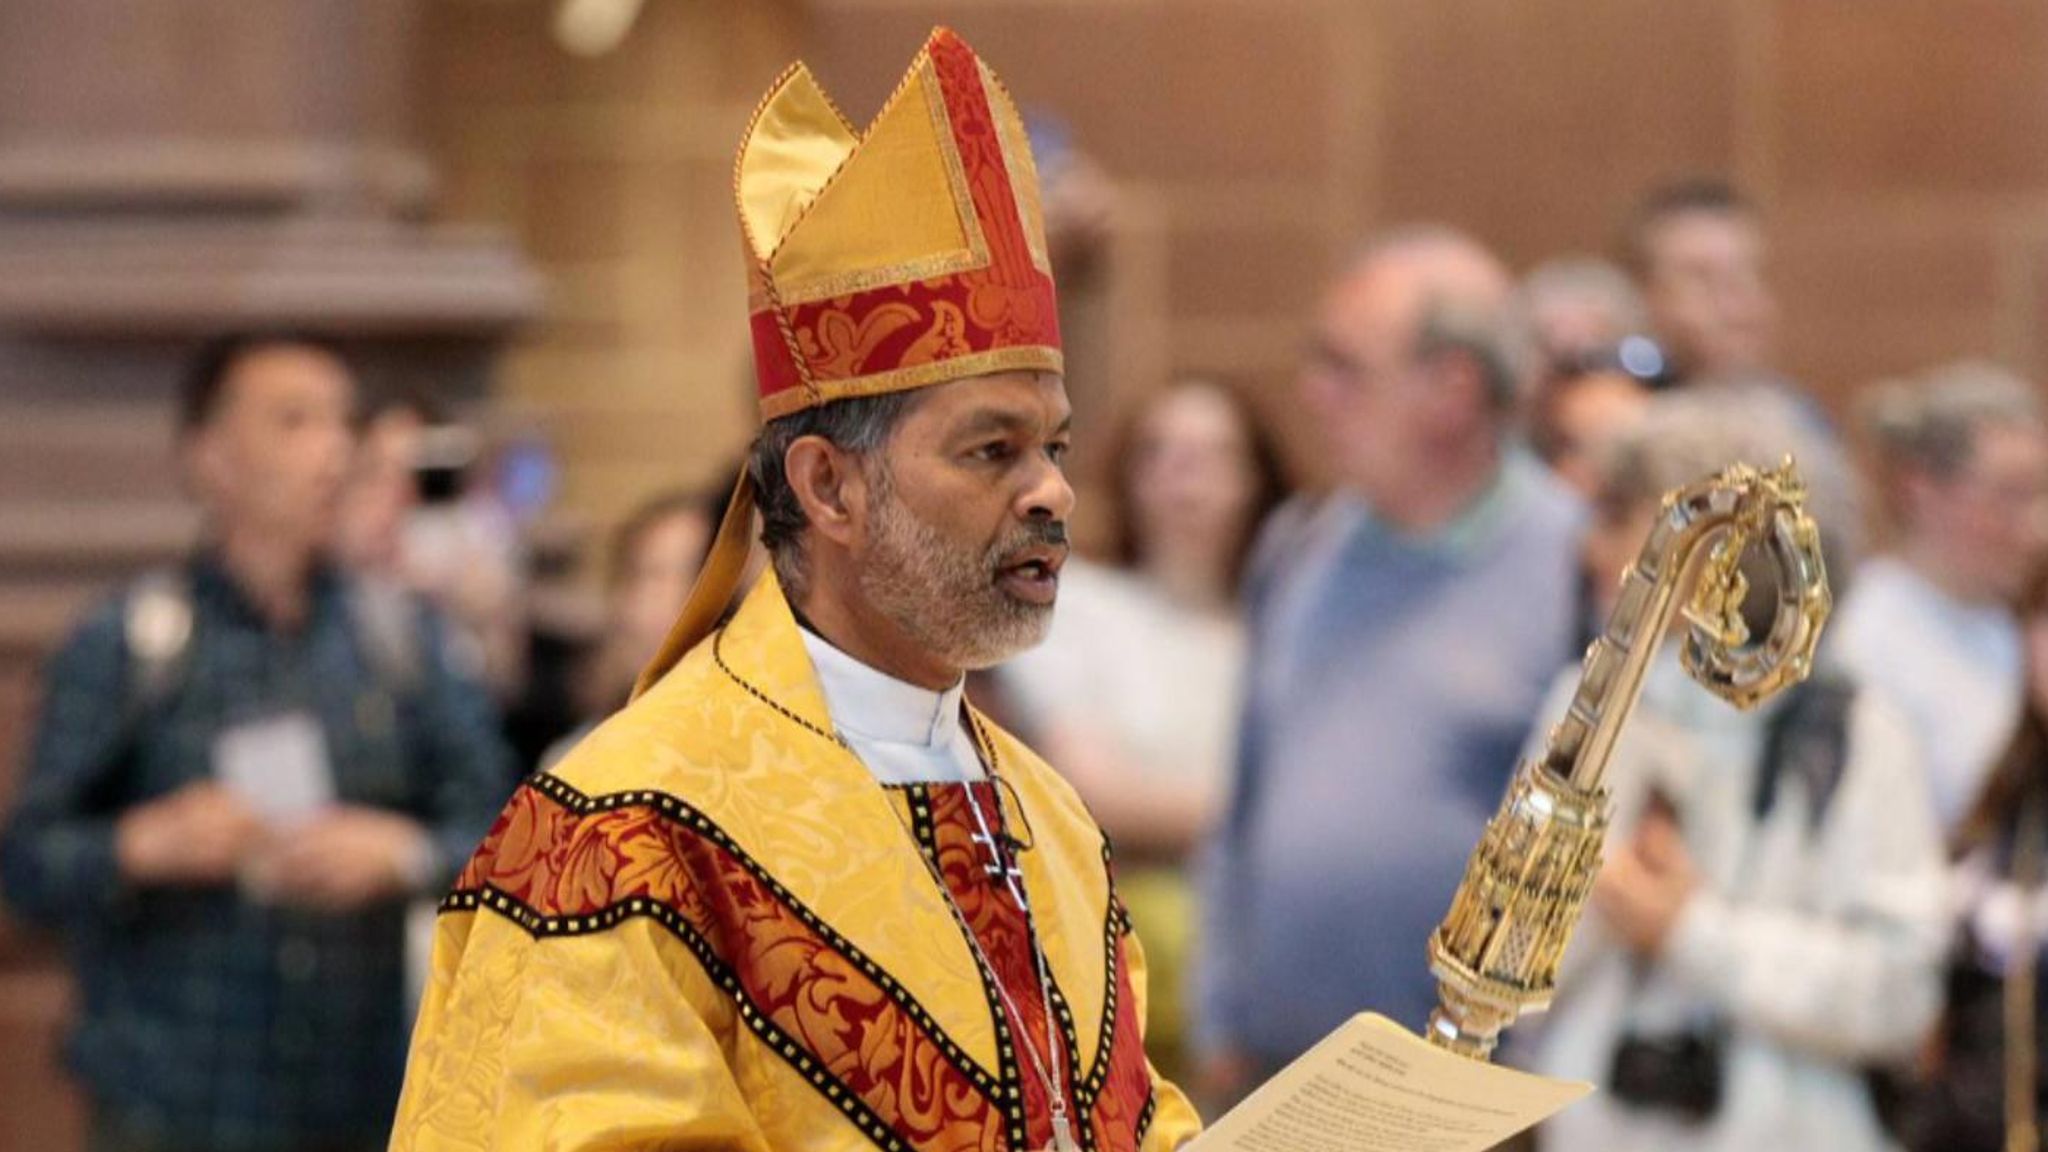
[7,174,2048,1152]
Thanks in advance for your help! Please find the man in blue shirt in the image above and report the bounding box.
[1195,227,1586,1103]
[1,334,511,1152]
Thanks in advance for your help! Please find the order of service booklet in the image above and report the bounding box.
[1185,1014,1590,1152]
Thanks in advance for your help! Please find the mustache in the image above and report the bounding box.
[989,519,1068,566]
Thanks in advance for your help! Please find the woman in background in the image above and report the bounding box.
[1835,363,2048,835]
[999,375,1286,1081]
[1906,565,2048,1152]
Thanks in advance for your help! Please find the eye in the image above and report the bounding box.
[973,440,1017,464]
[1046,440,1072,466]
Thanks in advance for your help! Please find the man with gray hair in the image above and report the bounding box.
[1833,361,2048,832]
[1195,226,1586,1101]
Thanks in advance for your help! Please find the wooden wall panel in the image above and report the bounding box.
[1373,0,1744,266]
[807,5,1337,184]
[1165,219,1331,324]
[0,4,538,1145]
[1776,0,2048,198]
[781,0,2048,454]
[1773,213,2012,400]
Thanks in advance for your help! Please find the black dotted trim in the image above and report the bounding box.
[1105,841,1137,939]
[964,712,1142,1151]
[712,629,843,747]
[443,773,1004,1104]
[446,883,915,1152]
[1134,1087,1158,1148]
[707,635,1091,1151]
[1077,882,1127,1106]
[976,764,1098,1152]
[711,649,1031,1144]
[1076,841,1134,1119]
[946,781,1030,1148]
[1045,977,1096,1151]
[893,781,1030,1148]
[900,784,941,864]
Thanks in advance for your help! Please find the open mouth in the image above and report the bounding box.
[994,547,1065,606]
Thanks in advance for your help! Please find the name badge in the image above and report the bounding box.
[212,711,336,825]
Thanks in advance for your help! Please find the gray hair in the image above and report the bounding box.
[1598,379,1863,584]
[750,389,920,599]
[1346,224,1528,410]
[1860,360,2042,482]
[1515,256,1648,348]
[1416,299,1525,411]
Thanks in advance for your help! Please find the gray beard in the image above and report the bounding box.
[858,483,1054,671]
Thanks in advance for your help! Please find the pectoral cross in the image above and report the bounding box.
[1046,1113,1082,1152]
[970,829,1023,887]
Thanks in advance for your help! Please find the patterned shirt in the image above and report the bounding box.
[0,553,513,1152]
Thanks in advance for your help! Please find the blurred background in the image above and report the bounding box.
[6,1,2048,1149]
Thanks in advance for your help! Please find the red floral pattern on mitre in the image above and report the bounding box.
[740,28,1062,418]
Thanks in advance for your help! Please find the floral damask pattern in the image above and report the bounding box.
[1085,931,1159,1147]
[449,775,1157,1152]
[454,782,1000,1152]
[908,782,1158,1152]
[799,302,927,381]
[753,268,1059,401]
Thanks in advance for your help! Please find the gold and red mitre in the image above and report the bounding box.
[635,27,1061,694]
[737,25,1063,420]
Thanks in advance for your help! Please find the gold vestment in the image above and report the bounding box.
[390,574,1200,1151]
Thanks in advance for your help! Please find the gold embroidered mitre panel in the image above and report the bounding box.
[738,26,1061,421]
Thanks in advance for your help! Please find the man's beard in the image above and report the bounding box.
[859,477,1061,671]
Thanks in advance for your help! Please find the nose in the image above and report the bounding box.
[1021,452,1076,524]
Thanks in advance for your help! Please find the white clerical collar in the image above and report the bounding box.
[797,625,985,785]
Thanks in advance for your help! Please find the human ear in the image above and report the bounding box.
[785,436,868,549]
